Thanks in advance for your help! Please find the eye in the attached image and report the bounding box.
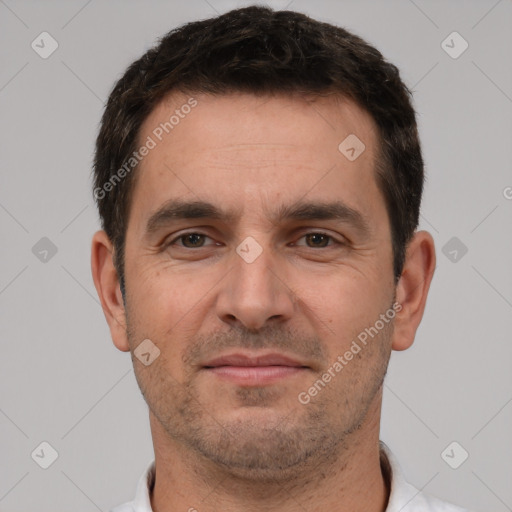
[164,230,343,251]
[166,232,215,249]
[293,232,342,248]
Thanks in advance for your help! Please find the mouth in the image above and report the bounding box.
[202,352,310,386]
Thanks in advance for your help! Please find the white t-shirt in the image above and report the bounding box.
[111,441,472,512]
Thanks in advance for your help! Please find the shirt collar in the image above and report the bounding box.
[117,441,465,512]
[130,459,155,512]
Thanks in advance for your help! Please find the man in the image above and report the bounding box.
[91,6,470,512]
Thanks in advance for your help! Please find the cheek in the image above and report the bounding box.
[131,264,196,312]
[298,268,382,315]
[298,272,391,352]
[127,265,214,352]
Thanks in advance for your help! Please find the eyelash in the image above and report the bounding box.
[165,231,344,249]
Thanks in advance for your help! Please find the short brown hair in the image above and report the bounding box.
[93,5,424,299]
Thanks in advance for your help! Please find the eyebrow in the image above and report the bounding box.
[145,199,239,235]
[145,199,371,237]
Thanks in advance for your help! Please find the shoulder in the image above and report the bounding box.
[109,459,155,512]
[110,503,136,512]
[380,441,473,512]
[401,489,472,512]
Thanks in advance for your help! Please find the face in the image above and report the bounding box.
[122,92,397,479]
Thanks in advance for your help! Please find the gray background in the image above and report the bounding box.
[1,0,511,510]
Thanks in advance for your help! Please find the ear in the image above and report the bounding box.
[91,230,130,352]
[392,230,436,351]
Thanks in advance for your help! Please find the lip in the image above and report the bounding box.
[203,352,306,368]
[202,352,309,386]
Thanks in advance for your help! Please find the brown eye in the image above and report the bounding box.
[166,232,214,249]
[179,233,207,248]
[305,233,331,248]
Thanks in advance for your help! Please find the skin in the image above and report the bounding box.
[92,91,436,512]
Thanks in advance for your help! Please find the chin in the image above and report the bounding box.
[180,409,340,483]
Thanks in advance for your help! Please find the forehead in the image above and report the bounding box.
[129,91,382,230]
[143,90,377,153]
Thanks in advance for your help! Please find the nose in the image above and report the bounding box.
[215,241,296,331]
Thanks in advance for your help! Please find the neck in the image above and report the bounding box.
[149,395,389,512]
